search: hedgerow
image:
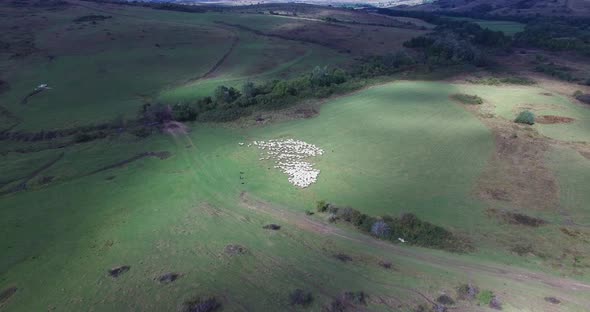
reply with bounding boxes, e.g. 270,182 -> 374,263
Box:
315,202 -> 471,252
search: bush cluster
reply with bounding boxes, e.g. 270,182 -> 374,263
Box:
451,93 -> 483,105
515,110 -> 535,125
142,66 -> 352,123
574,90 -> 590,104
404,19 -> 511,67
515,18 -> 590,56
315,201 -> 469,252
467,77 -> 535,85
289,289 -> 313,306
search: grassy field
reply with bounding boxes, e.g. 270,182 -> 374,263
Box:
0,1 -> 349,131
3,80 -> 590,311
2,1 -> 590,311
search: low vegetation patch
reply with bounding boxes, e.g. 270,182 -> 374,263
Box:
0,287 -> 17,305
262,224 -> 281,230
477,290 -> 494,306
450,93 -> 484,105
534,61 -> 575,82
182,296 -> 221,312
515,110 -> 535,125
316,201 -> 471,252
574,90 -> 590,104
289,289 -> 313,306
0,80 -> 9,94
74,15 -> 112,23
324,291 -> 367,312
333,253 -> 353,262
456,284 -> 479,301
378,260 -> 393,269
224,244 -> 247,256
544,297 -> 561,304
467,76 -> 535,85
510,244 -> 535,256
502,211 -> 546,227
157,272 -> 179,284
436,294 -> 454,305
108,265 -> 130,278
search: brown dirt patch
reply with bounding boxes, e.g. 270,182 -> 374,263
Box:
536,115 -> 575,124
464,102 -> 561,213
487,208 -> 547,227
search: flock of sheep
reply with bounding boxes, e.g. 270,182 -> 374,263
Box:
250,139 -> 324,188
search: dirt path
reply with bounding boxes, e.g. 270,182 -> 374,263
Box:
214,21 -> 336,50
239,192 -> 590,303
85,151 -> 171,176
0,152 -> 64,195
187,35 -> 240,83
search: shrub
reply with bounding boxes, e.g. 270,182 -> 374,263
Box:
172,103 -> 197,121
182,296 -> 221,312
500,76 -> 535,85
74,131 -> 107,143
132,127 -> 151,138
326,204 -> 340,214
336,207 -> 359,222
574,91 -> 590,104
289,289 -> 313,306
370,220 -> 391,238
436,294 -> 455,305
343,291 -> 367,305
451,93 -> 483,105
456,284 -> 479,300
262,224 -> 281,230
515,110 -> 535,125
316,200 -> 329,212
333,253 -> 352,262
477,290 -> 494,305
378,260 -> 392,269
389,213 -> 460,250
327,213 -> 338,223
489,296 -> 502,310
468,77 -> 535,86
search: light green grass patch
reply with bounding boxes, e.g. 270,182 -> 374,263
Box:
456,84 -> 590,142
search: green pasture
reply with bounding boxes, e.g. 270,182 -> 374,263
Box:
456,84 -> 590,143
2,2 -> 590,311
3,81 -> 590,311
446,17 -> 525,36
0,3 -> 347,131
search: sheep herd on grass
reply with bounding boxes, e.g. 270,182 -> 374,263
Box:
249,139 -> 324,188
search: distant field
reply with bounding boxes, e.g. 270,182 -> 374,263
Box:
0,2 -> 350,131
447,17 -> 525,36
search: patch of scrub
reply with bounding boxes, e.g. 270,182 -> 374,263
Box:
252,139 -> 323,188
456,84 -> 590,142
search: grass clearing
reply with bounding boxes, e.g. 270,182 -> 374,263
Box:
2,2 -> 590,311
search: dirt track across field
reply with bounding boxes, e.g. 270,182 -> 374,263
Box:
239,192 -> 590,308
